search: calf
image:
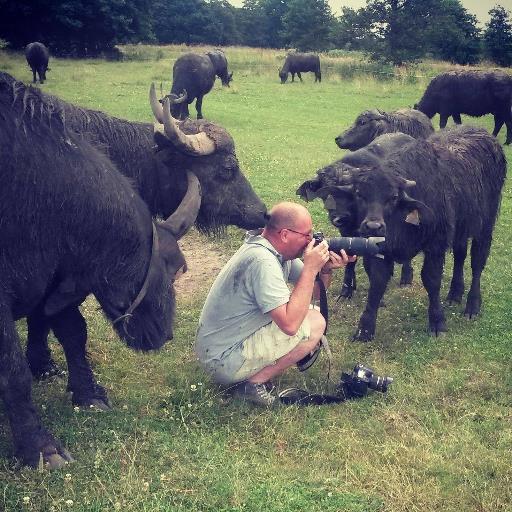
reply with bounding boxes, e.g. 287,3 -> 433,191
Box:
25,42 -> 50,83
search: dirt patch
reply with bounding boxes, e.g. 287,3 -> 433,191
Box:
174,229 -> 233,298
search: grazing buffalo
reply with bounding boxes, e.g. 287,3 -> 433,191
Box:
0,72 -> 199,467
206,49 -> 233,86
167,53 -> 216,119
414,70 -> 512,144
298,133 -> 416,297
25,42 -> 50,83
279,53 -> 321,83
302,126 -> 506,341
335,109 -> 434,150
24,83 -> 267,411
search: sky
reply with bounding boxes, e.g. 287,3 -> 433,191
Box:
227,0 -> 512,25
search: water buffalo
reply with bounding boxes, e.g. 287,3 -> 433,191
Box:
335,109 -> 434,150
206,49 -> 233,86
24,83 -> 267,410
414,70 -> 512,144
0,72 -> 199,467
304,126 -> 506,341
298,133 -> 416,297
279,53 -> 321,83
167,53 -> 216,119
25,42 -> 50,84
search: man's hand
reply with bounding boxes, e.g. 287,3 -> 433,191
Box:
303,239 -> 330,274
321,249 -> 357,274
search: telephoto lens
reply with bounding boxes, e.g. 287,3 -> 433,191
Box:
352,363 -> 393,393
313,232 -> 386,258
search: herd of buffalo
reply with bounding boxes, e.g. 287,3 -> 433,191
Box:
0,43 -> 508,468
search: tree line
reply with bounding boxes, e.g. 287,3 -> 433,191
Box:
1,0 -> 511,66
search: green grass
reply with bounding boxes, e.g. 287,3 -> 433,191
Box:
0,45 -> 511,512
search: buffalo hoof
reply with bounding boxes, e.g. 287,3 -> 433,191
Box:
399,270 -> 413,287
45,450 -> 75,469
71,384 -> 111,410
338,283 -> 355,300
428,322 -> 447,337
352,328 -> 374,342
464,299 -> 481,319
30,359 -> 67,380
18,432 -> 74,469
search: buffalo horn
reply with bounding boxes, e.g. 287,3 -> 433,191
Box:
161,97 -> 216,156
150,83 -> 164,123
401,178 -> 416,188
163,171 -> 202,239
169,90 -> 188,104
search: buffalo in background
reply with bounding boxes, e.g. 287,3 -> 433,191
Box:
25,42 -> 50,83
299,133 -> 416,298
279,53 -> 321,83
0,72 -> 199,467
167,52 -> 217,119
206,49 -> 233,86
335,108 -> 434,150
414,70 -> 512,144
301,126 -> 506,341
24,83 -> 268,411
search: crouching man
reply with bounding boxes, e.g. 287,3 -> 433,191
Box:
195,202 -> 356,406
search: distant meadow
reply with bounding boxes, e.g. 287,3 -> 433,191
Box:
0,45 -> 511,512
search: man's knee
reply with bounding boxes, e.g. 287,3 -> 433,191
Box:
306,309 -> 326,340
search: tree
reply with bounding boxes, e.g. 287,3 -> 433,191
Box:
484,5 -> 512,67
203,0 -> 241,46
0,0 -> 154,56
237,0 -> 269,47
427,0 -> 481,65
331,6 -> 373,51
281,0 -> 334,51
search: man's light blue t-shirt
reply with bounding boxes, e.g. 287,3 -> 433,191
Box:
195,231 -> 303,371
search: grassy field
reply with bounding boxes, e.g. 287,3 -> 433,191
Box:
0,45 -> 511,512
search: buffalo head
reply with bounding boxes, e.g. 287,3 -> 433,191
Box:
150,84 -> 267,232
335,110 -> 386,151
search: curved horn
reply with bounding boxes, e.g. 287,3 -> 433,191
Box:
150,83 -> 164,124
169,90 -> 188,104
400,178 -> 416,188
162,171 -> 202,239
161,98 -> 216,156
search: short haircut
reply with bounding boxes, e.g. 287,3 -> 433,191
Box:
265,202 -> 309,231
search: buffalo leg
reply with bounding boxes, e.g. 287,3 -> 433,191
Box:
195,96 -> 203,119
465,229 -> 493,318
421,251 -> 447,335
452,113 -> 462,124
504,117 -> 512,145
492,115 -> 504,138
446,238 -> 467,304
439,113 -> 449,129
31,69 -> 36,83
291,73 -> 295,82
0,299 -> 73,468
340,261 -> 357,299
26,305 -> 64,379
50,306 -> 111,410
399,260 -> 414,286
352,257 -> 393,342
297,72 -> 303,82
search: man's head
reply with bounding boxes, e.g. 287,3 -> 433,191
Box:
263,202 -> 313,260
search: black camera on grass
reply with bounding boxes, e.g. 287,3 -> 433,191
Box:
313,232 -> 386,258
338,363 -> 393,399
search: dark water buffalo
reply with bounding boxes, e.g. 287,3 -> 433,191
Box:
206,49 -> 233,86
279,53 -> 321,83
25,42 -> 50,83
167,53 -> 216,119
304,126 -> 506,341
298,133 -> 416,297
415,70 -> 512,144
335,109 -> 434,150
24,83 -> 267,410
0,72 -> 199,467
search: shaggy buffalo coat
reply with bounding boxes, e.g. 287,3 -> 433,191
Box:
0,72 -> 190,467
23,82 -> 267,411
343,127 -> 505,340
25,42 -> 49,83
279,53 -> 321,83
415,70 -> 512,144
335,109 -> 434,151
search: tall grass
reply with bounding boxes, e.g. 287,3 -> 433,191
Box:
0,45 -> 511,512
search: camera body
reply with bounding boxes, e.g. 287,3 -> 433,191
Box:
313,232 -> 386,258
338,363 -> 393,398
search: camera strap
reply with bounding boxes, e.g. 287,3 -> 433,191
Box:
315,274 -> 329,334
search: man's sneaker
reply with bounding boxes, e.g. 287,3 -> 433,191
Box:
234,381 -> 276,406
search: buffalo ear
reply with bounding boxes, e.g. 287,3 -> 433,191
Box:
297,180 -> 320,201
44,278 -> 87,316
399,194 -> 433,226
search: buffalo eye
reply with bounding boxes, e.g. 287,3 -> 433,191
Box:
218,157 -> 238,181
